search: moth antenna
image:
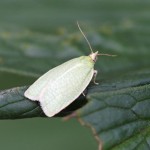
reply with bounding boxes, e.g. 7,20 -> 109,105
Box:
77,21 -> 94,53
98,53 -> 117,57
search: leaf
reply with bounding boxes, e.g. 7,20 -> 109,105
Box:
78,75 -> 150,150
0,86 -> 44,119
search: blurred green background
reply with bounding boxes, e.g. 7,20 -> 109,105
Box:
0,0 -> 149,150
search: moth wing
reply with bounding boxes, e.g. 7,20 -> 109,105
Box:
24,71 -> 52,100
24,58 -> 80,100
39,62 -> 94,117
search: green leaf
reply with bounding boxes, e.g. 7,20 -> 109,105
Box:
79,79 -> 150,150
0,86 -> 43,119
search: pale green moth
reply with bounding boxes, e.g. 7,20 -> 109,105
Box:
24,22 -> 115,117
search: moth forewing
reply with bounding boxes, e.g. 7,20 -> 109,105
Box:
24,57 -> 82,101
39,61 -> 94,117
24,56 -> 95,117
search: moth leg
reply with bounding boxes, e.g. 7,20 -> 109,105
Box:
82,92 -> 85,96
82,88 -> 87,96
93,70 -> 99,85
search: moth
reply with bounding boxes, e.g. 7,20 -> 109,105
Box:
24,22 -> 115,117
